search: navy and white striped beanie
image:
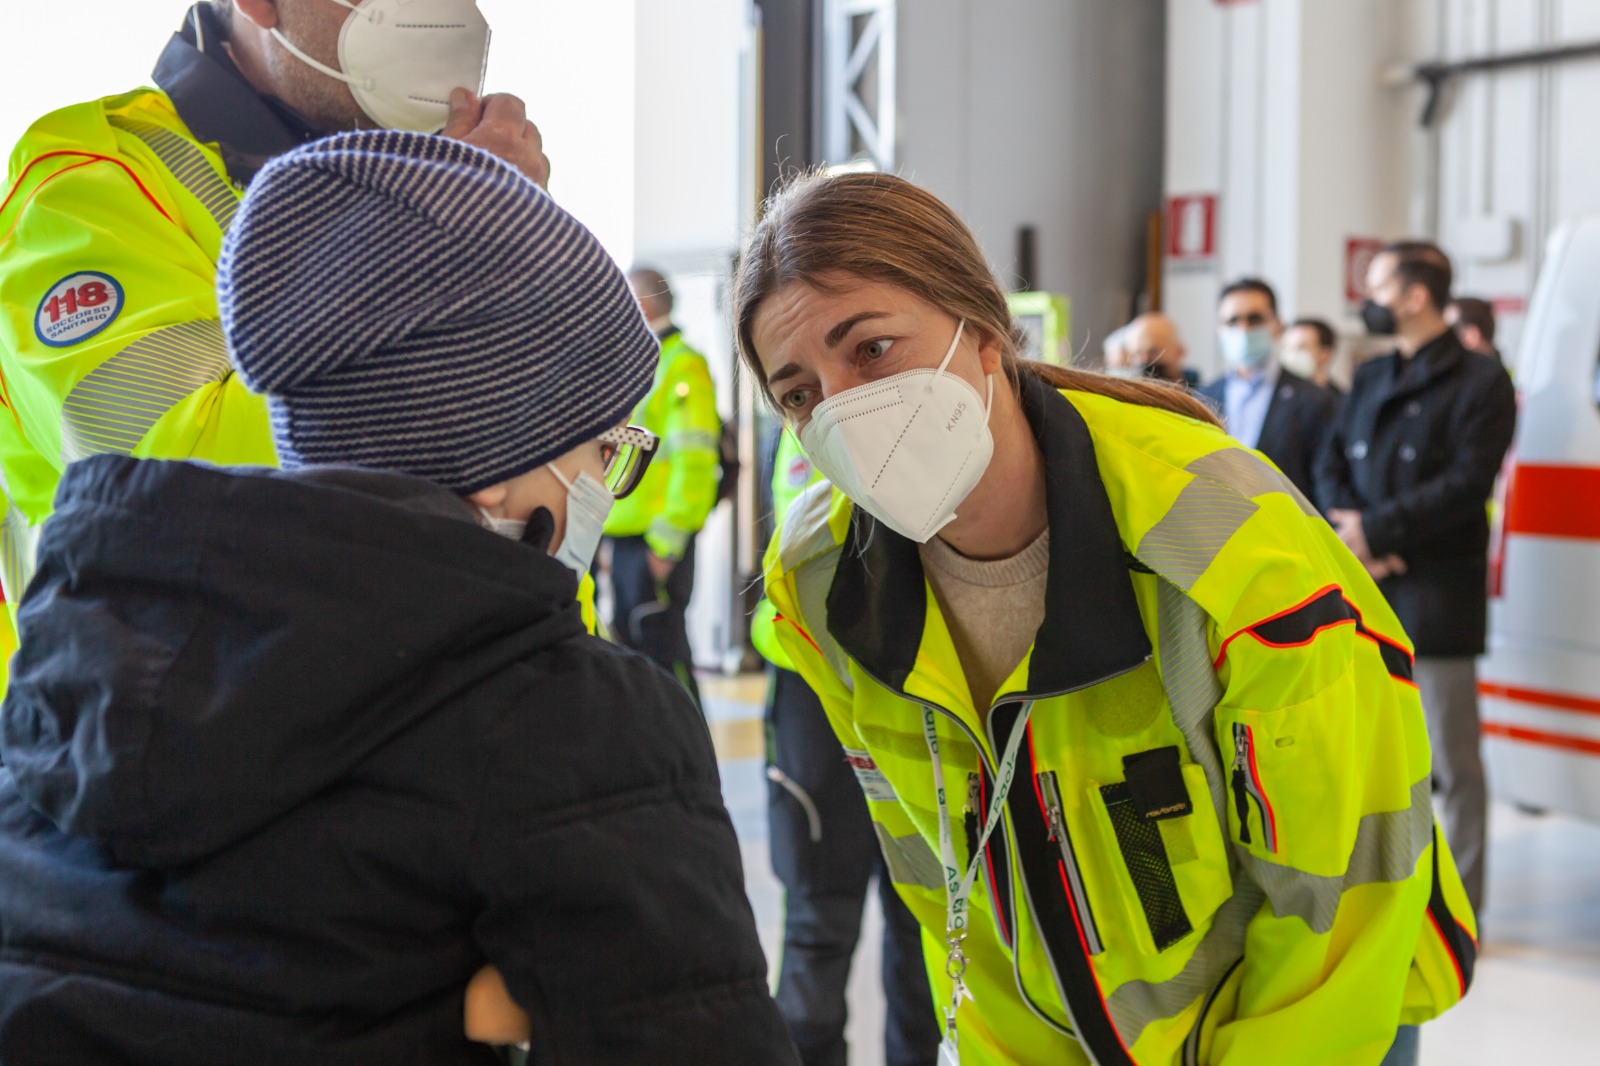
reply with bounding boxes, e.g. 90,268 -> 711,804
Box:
218,130 -> 658,494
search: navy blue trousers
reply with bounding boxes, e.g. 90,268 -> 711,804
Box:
766,667 -> 939,1066
607,535 -> 700,707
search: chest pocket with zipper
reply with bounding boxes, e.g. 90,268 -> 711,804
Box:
1214,661 -> 1391,878
1043,751 -> 1233,958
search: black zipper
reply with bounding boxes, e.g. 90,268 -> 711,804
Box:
1231,725 -> 1253,846
1182,957 -> 1243,1066
1230,723 -> 1276,852
963,772 -> 1015,949
963,771 -> 981,864
855,657 -> 1151,1066
987,666 -> 1152,1066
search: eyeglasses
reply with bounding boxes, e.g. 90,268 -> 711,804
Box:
597,425 -> 659,500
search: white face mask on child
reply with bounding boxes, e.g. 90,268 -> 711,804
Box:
478,464 -> 614,577
546,465 -> 614,576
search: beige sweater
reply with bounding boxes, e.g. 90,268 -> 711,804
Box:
919,530 -> 1051,714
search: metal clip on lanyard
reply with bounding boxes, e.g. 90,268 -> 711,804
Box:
922,701 -> 1037,1066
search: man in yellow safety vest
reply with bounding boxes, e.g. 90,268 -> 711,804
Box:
0,1 -> 554,690
602,268 -> 723,705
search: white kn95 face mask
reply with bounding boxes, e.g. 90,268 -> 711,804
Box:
798,320 -> 995,543
273,0 -> 492,133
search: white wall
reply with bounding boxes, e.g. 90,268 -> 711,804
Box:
1422,0 -> 1600,370
633,0 -> 757,672
483,0 -> 638,265
896,0 -> 1167,355
0,2 -> 639,267
1165,0 -> 1600,381
1164,0 -> 1420,384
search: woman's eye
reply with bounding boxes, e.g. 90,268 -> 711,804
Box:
862,338 -> 896,360
782,388 -> 811,411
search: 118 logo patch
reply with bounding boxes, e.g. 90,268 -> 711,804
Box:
35,272 -> 123,348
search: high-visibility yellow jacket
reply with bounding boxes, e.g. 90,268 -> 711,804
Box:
751,428 -> 822,670
0,89 -> 275,692
603,329 -> 721,560
0,88 -> 605,690
763,376 -> 1476,1066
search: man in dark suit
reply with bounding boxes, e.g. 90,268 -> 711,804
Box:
1199,278 -> 1339,498
1315,242 -> 1515,919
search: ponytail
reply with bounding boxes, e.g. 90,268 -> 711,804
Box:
1014,361 -> 1222,428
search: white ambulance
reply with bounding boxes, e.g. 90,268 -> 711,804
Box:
1480,216 -> 1600,822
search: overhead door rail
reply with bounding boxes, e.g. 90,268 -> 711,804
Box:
1391,40 -> 1600,127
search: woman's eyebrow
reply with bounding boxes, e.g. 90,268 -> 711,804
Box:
825,311 -> 890,347
766,311 -> 895,386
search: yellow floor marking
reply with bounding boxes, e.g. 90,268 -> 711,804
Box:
701,672 -> 769,706
709,715 -> 766,762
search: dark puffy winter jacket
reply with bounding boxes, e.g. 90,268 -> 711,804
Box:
0,456 -> 798,1066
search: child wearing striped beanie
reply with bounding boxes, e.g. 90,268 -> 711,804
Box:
218,128 -> 659,563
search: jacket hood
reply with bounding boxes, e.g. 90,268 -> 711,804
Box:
1,456 -> 585,868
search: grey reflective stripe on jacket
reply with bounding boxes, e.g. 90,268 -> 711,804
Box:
108,115 -> 240,232
1136,450 -> 1318,592
777,481 -> 854,691
61,320 -> 232,463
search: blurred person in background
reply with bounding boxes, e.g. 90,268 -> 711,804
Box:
1101,324 -> 1133,376
1316,241 -> 1516,919
752,428 -> 940,1066
736,171 -> 1474,1066
1200,279 -> 1339,499
0,131 -> 797,1066
1123,312 -> 1199,387
1282,316 -> 1343,393
1446,297 -> 1502,362
602,268 -> 723,705
0,0 -> 551,692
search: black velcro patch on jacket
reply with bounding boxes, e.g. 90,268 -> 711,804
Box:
1122,746 -> 1192,822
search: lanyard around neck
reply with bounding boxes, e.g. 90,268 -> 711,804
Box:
921,700 -> 1037,1052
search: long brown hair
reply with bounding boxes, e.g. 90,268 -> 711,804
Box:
732,170 -> 1221,428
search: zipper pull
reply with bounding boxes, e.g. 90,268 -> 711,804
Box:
966,772 -> 982,816
1038,771 -> 1066,843
1231,725 -> 1253,846
963,772 -> 982,865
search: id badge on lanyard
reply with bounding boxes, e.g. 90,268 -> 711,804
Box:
921,701 -> 1037,1065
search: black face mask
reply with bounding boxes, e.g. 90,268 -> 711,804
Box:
1360,298 -> 1398,337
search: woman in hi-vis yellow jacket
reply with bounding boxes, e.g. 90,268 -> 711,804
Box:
733,172 -> 1475,1066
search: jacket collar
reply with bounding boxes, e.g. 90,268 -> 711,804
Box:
155,4 -> 324,187
1383,328 -> 1466,401
826,371 -> 1152,701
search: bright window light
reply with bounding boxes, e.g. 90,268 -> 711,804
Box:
479,0 -> 637,267
1,1 -> 638,267
0,3 -> 174,158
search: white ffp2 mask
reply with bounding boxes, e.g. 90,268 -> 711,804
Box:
273,0 -> 491,133
798,320 -> 994,543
